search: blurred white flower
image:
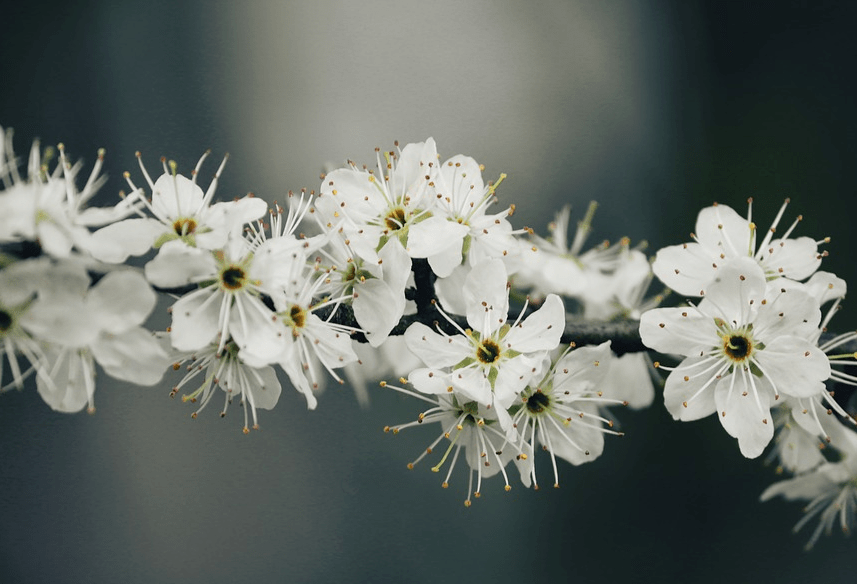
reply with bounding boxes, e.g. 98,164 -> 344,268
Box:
762,427 -> 857,549
0,129 -> 140,258
171,339 -> 282,433
383,384 -> 529,506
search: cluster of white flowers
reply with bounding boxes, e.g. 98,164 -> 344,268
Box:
3,125 -> 856,546
0,130 -> 169,412
639,200 -> 857,547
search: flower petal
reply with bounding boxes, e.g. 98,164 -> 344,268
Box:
169,288 -> 221,351
464,259 -> 509,334
503,294 -> 564,353
404,322 -> 471,368
714,371 -> 775,458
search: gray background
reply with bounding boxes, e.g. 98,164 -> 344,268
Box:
2,1 -> 856,582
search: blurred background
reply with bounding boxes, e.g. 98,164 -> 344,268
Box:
2,1 -> 856,582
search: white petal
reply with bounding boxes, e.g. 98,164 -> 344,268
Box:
21,296 -> 98,348
450,366 -> 493,405
714,372 -> 775,458
378,234 -> 412,294
639,307 -> 714,356
759,236 -> 821,281
200,196 -> 269,248
503,294 -> 564,353
317,168 -> 386,226
36,349 -> 93,413
493,355 -> 541,405
169,289 -> 221,351
244,365 -> 283,411
435,265 -> 470,316
279,354 -> 318,410
437,155 -> 484,207
652,242 -> 720,297
87,270 -> 157,332
353,279 -> 404,347
599,352 -> 654,409
754,287 -> 821,341
305,315 -> 359,370
792,271 -> 847,305
552,342 -> 614,397
701,257 -> 766,324
695,204 -> 752,258
404,322 -> 471,368
151,173 -> 204,219
662,355 -> 721,421
754,338 -> 829,398
406,216 -> 468,258
230,297 -> 288,367
91,327 -> 170,385
408,368 -> 453,395
144,240 -> 215,288
36,220 -> 74,258
427,240 -> 464,278
88,218 -> 165,263
464,259 -> 509,334
547,404 -> 606,465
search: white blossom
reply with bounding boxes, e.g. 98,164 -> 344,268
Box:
170,339 -> 282,433
315,139 -> 459,261
652,199 -> 825,297
89,152 -> 266,262
382,382 -> 529,506
405,259 -> 564,434
640,258 -> 831,458
761,427 -> 857,549
511,341 -> 622,488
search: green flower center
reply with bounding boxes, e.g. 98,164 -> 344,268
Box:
724,334 -> 752,361
173,217 -> 198,236
525,391 -> 551,414
476,339 -> 501,364
220,266 -> 247,290
288,304 -> 306,330
384,207 -> 407,231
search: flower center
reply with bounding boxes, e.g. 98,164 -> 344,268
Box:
220,266 -> 247,290
173,217 -> 198,236
476,339 -> 501,364
288,304 -> 306,330
525,391 -> 551,414
384,207 -> 407,231
0,309 -> 12,333
343,263 -> 358,282
723,333 -> 753,361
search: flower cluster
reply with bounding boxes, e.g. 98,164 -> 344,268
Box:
0,129 -> 169,411
4,123 -> 857,547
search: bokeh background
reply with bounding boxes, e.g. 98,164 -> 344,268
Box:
2,1 -> 856,582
